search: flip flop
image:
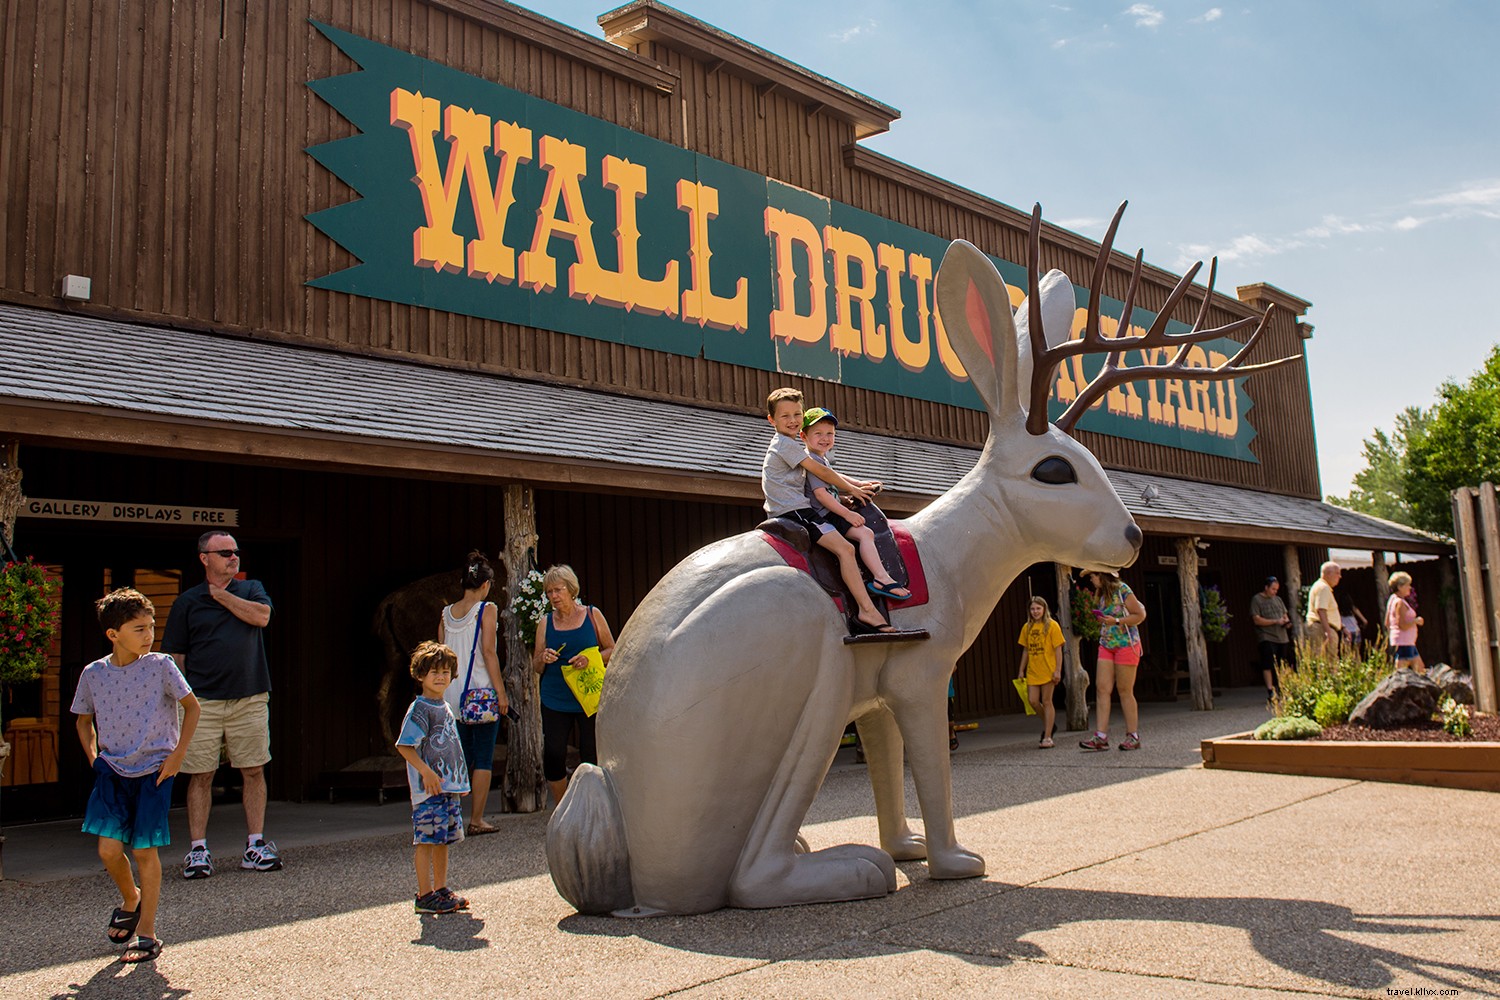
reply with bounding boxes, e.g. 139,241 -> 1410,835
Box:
120,935 -> 162,964
848,617 -> 896,636
866,580 -> 912,601
107,905 -> 141,944
466,822 -> 499,836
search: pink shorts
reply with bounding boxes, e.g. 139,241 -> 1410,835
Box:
1098,643 -> 1142,667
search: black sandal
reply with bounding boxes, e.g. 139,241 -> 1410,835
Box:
107,905 -> 141,944
120,935 -> 162,964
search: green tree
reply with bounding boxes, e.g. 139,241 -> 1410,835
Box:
1405,345 -> 1500,536
1327,406 -> 1430,526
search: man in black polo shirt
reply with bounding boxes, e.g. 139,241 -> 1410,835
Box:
162,531 -> 280,878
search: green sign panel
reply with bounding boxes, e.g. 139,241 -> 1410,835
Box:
305,21 -> 1260,461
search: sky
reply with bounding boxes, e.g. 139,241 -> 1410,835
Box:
525,0 -> 1500,498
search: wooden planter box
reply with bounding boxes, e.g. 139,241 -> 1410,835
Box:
1201,732 -> 1500,792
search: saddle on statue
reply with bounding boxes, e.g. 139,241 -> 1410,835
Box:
758,502 -> 931,645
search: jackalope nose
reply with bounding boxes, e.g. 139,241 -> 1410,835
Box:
1124,523 -> 1143,549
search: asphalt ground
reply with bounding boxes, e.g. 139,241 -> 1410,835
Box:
2,687 -> 1496,999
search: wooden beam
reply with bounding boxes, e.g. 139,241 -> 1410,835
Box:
1283,544 -> 1303,643
1176,537 -> 1213,710
498,484 -> 546,813
1371,551 -> 1391,619
1479,484 -> 1500,712
1056,563 -> 1088,731
1452,487 -> 1497,713
0,438 -> 19,547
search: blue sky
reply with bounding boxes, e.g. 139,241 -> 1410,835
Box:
527,1 -> 1500,497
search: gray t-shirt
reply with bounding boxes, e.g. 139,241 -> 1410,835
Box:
762,432 -> 811,516
70,652 -> 193,778
1250,592 -> 1289,644
803,452 -> 838,515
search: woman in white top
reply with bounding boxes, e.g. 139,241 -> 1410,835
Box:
441,550 -> 508,835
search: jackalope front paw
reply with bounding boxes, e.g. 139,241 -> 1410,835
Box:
927,845 -> 985,880
882,832 -> 927,861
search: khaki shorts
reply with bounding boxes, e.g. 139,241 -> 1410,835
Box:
182,692 -> 272,773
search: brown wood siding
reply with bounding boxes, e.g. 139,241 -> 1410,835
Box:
1,0 -> 1319,499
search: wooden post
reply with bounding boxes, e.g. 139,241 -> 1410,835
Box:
1478,484 -> 1500,713
1452,486 -> 1497,713
1175,537 -> 1213,710
1440,555 -> 1466,669
1371,551 -> 1390,620
0,440 -> 17,877
1282,544 -> 1303,643
0,439 -> 20,551
1056,563 -> 1088,731
498,484 -> 547,813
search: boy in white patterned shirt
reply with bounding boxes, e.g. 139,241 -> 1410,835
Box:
73,587 -> 201,964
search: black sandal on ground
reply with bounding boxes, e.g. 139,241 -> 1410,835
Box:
107,905 -> 141,944
120,935 -> 162,964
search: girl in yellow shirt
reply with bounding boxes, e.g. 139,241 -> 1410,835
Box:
1016,597 -> 1065,748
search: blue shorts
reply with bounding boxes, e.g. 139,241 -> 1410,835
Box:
412,793 -> 465,846
81,757 -> 174,850
458,720 -> 499,775
1394,645 -> 1421,660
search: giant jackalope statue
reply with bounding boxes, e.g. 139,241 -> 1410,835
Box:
547,204 -> 1295,916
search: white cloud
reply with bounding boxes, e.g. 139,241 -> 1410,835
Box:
830,19 -> 877,43
1124,3 -> 1165,28
1170,183 -> 1500,269
1192,7 -> 1224,23
1055,216 -> 1106,231
1415,179 -> 1500,208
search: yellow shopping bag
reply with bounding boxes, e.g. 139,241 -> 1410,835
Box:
1012,676 -> 1036,716
561,645 -> 607,717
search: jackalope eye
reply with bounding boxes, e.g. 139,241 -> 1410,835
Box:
1031,457 -> 1077,485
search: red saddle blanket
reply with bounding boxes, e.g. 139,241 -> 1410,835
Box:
761,521 -> 930,611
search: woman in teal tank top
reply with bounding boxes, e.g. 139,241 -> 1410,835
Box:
531,564 -> 616,806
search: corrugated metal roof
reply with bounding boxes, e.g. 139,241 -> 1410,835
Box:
0,304 -> 1445,552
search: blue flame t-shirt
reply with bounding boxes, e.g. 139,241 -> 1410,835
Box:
396,696 -> 470,805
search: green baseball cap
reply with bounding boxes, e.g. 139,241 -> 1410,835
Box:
801,407 -> 838,431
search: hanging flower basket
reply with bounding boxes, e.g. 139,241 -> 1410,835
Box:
506,569 -> 549,649
0,557 -> 60,685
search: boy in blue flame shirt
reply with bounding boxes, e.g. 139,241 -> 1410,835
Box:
396,641 -> 471,914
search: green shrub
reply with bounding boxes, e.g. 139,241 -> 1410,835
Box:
1312,691 -> 1354,727
1440,695 -> 1472,737
1200,585 -> 1231,642
1272,636 -> 1389,722
1254,716 -> 1323,741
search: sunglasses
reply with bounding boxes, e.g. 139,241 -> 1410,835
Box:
201,548 -> 241,558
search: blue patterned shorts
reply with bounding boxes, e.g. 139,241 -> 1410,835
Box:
412,793 -> 464,845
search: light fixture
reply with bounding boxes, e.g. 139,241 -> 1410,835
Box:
1140,485 -> 1159,506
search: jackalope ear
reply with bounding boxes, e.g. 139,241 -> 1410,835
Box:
1014,269 -> 1077,423
934,240 -> 1022,423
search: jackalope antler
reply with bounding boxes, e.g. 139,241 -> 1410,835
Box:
1023,201 -> 1301,436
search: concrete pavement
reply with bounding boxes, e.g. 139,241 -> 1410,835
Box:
2,688 -> 1496,999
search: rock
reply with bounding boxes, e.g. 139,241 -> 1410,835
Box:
1348,669 -> 1441,729
1427,663 -> 1476,706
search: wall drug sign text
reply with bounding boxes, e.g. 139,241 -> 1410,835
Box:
306,21 -> 1261,460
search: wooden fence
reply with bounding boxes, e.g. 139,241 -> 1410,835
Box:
1452,483 -> 1500,712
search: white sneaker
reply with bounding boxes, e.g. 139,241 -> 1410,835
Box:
183,845 -> 213,879
241,839 -> 283,872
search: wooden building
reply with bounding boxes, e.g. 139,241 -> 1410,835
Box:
0,0 -> 1449,820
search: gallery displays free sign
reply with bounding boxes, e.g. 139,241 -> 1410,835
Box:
305,22 -> 1262,461
21,499 -> 238,527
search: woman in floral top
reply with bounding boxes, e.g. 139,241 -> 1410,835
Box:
1080,571 -> 1148,752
